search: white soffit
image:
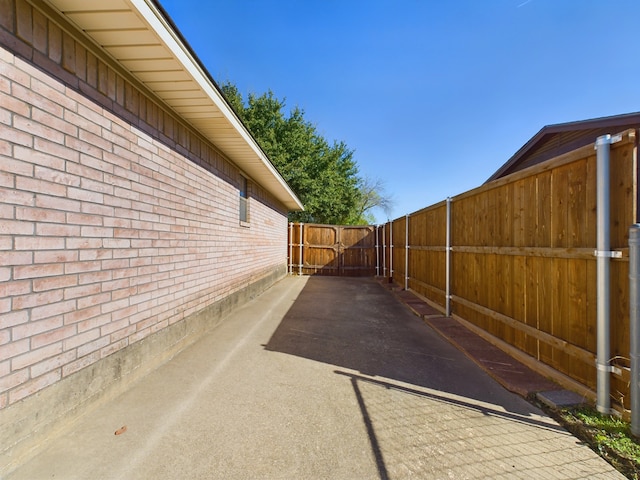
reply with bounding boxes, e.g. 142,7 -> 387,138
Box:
42,0 -> 303,211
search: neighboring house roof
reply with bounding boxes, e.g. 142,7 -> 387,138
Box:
486,112 -> 640,183
41,0 -> 303,211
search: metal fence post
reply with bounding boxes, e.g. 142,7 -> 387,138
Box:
405,214 -> 409,290
630,224 -> 640,435
446,197 -> 452,317
299,223 -> 303,276
382,223 -> 387,278
288,222 -> 293,275
390,221 -> 394,282
375,225 -> 380,277
594,134 -> 622,414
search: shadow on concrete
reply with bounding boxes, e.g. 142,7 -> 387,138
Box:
264,276 -> 569,480
264,276 -> 546,414
336,371 -> 569,480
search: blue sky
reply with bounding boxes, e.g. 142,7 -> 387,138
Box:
159,0 -> 640,223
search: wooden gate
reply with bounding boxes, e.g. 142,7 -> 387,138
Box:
288,223 -> 377,276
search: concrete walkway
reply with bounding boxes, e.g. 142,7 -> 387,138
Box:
7,276 -> 623,479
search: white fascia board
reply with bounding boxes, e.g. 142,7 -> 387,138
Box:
129,0 -> 303,210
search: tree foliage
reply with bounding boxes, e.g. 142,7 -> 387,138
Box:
221,82 -> 392,224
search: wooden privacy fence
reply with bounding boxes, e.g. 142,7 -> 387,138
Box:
378,129 -> 638,410
288,223 -> 377,276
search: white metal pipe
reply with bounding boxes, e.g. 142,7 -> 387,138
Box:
630,224 -> 640,435
382,224 -> 387,278
595,134 -> 612,414
288,222 -> 293,275
390,221 -> 394,282
299,223 -> 303,276
405,214 -> 409,290
446,197 -> 452,317
375,225 -> 380,276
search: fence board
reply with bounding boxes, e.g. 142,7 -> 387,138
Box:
296,130 -> 635,410
288,223 -> 376,276
379,129 -> 636,410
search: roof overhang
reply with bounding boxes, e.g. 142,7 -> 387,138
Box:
40,0 -> 303,211
486,112 -> 640,183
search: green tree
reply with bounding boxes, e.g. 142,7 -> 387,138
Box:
221,82 -> 389,224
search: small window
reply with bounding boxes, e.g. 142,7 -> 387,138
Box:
239,175 -> 249,224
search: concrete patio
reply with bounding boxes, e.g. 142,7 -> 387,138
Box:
6,276 -> 623,479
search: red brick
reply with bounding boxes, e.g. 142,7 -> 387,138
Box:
63,305 -> 102,326
66,212 -> 102,226
0,369 -> 30,393
0,267 -> 10,281
67,187 -> 103,204
31,350 -> 76,378
13,289 -> 63,311
64,282 -> 100,300
12,341 -> 63,370
31,299 -> 75,321
0,90 -> 31,117
77,336 -> 110,357
79,248 -> 112,261
78,270 -> 112,285
12,316 -> 64,342
16,206 -> 65,223
34,249 -> 79,263
15,236 -> 65,250
62,351 -> 100,377
9,370 -> 61,403
0,218 -> 34,235
64,137 -> 104,162
36,223 -> 80,237
66,237 -> 102,250
63,328 -> 99,351
76,292 -> 111,310
0,186 -> 34,206
66,160 -> 103,182
31,324 -> 76,349
81,177 -> 114,195
13,114 -> 64,144
100,338 -> 128,358
0,310 -> 29,329
0,250 -> 33,266
80,202 -> 114,217
0,279 -> 31,297
0,202 -> 14,219
36,194 -> 81,213
33,137 -> 79,163
16,176 -> 66,197
101,258 -> 129,270
64,260 -> 101,275
101,297 -> 129,314
33,274 -> 77,292
34,165 -> 80,187
80,226 -> 113,238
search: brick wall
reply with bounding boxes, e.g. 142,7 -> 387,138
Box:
0,0 -> 289,414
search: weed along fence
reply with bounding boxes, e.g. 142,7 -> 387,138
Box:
288,223 -> 377,276
378,129 -> 638,414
